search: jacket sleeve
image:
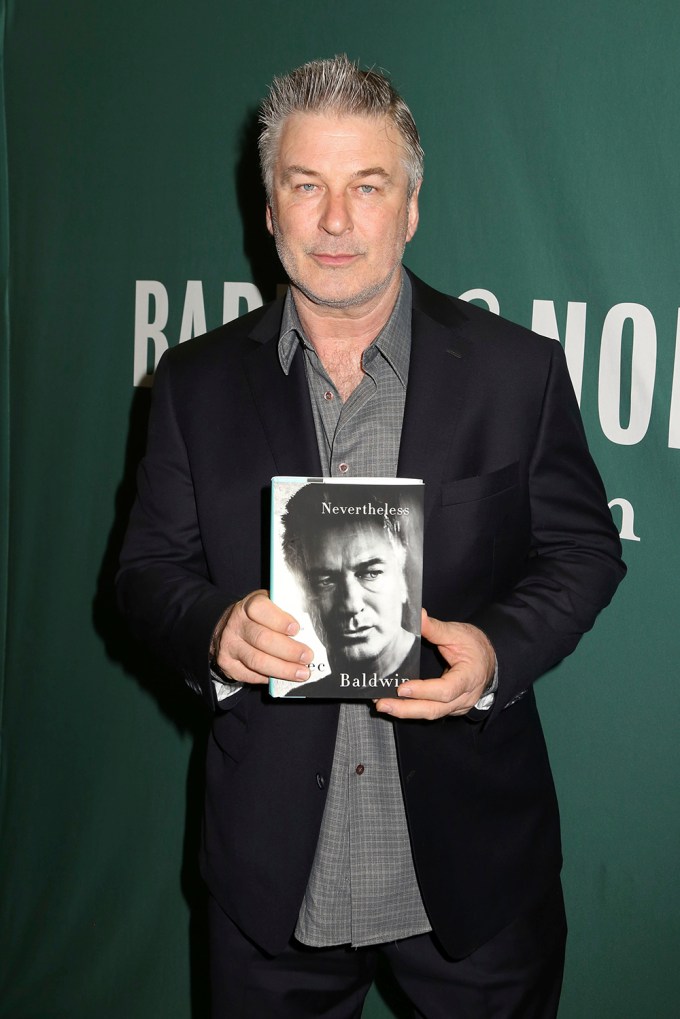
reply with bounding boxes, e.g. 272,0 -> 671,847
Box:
467,339 -> 626,721
116,351 -> 232,711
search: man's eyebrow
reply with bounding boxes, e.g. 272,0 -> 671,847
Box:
280,165 -> 321,183
280,166 -> 393,184
308,555 -> 388,575
308,565 -> 338,579
354,556 -> 389,569
351,167 -> 392,182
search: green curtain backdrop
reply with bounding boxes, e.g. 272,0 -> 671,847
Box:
1,1 -> 678,1016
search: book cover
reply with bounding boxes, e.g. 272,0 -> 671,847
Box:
269,476 -> 424,699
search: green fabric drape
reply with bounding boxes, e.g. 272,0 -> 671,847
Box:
1,3 -> 679,1016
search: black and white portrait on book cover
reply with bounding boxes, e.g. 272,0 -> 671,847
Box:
270,477 -> 424,698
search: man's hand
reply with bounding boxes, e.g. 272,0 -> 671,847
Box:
213,590 -> 313,685
375,610 -> 495,720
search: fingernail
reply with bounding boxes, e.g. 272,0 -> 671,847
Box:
399,685 -> 412,697
287,622 -> 299,635
299,650 -> 312,664
295,668 -> 310,680
379,702 -> 393,714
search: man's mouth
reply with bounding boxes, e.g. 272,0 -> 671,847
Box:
339,625 -> 373,642
311,253 -> 362,267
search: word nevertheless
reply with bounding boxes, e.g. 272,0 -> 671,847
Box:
321,501 -> 410,517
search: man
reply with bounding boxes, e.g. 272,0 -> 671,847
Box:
279,482 -> 421,697
118,55 -> 625,1018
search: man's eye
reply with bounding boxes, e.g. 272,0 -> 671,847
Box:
313,576 -> 334,590
359,569 -> 383,580
358,185 -> 375,194
298,183 -> 317,192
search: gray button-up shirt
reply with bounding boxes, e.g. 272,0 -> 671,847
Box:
278,270 -> 432,948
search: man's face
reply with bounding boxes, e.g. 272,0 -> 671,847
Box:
266,112 -> 420,312
302,523 -> 408,668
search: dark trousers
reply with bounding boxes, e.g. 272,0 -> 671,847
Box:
208,880 -> 567,1019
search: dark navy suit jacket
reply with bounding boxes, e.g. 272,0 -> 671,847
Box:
117,270 -> 625,957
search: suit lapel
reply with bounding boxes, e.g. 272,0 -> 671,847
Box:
241,273 -> 473,498
398,274 -> 472,522
243,302 -> 322,478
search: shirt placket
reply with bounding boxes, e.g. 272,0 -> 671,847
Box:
305,349 -> 377,476
290,272 -> 431,948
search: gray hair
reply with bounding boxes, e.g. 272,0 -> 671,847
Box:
258,54 -> 424,201
281,483 -> 412,581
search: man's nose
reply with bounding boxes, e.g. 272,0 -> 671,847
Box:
318,190 -> 352,235
338,574 -> 364,615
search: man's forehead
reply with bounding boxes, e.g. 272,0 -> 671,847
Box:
276,111 -> 407,168
307,522 -> 399,563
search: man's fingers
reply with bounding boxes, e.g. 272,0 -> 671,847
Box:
420,609 -> 448,645
375,694 -> 473,720
372,643 -> 491,719
395,677 -> 456,703
216,590 -> 313,684
242,589 -> 301,636
238,615 -> 312,665
421,610 -> 495,685
421,612 -> 486,658
375,697 -> 445,720
218,627 -> 313,682
217,634 -> 312,684
228,641 -> 311,684
397,672 -> 481,714
420,611 -> 473,652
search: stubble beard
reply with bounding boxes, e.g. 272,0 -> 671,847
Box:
270,216 -> 406,311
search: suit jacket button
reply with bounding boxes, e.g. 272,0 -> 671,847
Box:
316,773 -> 325,789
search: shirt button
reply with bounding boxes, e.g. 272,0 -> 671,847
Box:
316,773 -> 326,789
323,390 -> 334,401
338,463 -> 349,474
355,764 -> 365,776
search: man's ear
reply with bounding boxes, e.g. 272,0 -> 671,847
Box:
398,562 -> 410,607
405,180 -> 421,243
265,204 -> 274,237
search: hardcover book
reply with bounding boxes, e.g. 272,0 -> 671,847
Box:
269,476 -> 424,699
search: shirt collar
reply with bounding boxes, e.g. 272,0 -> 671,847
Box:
277,267 -> 412,387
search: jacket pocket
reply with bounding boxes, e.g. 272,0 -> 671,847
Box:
440,461 -> 519,506
440,462 -> 520,539
474,689 -> 536,754
212,700 -> 251,764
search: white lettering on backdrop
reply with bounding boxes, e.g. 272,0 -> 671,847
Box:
131,281 -> 680,542
461,288 -> 679,451
133,280 -> 263,387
